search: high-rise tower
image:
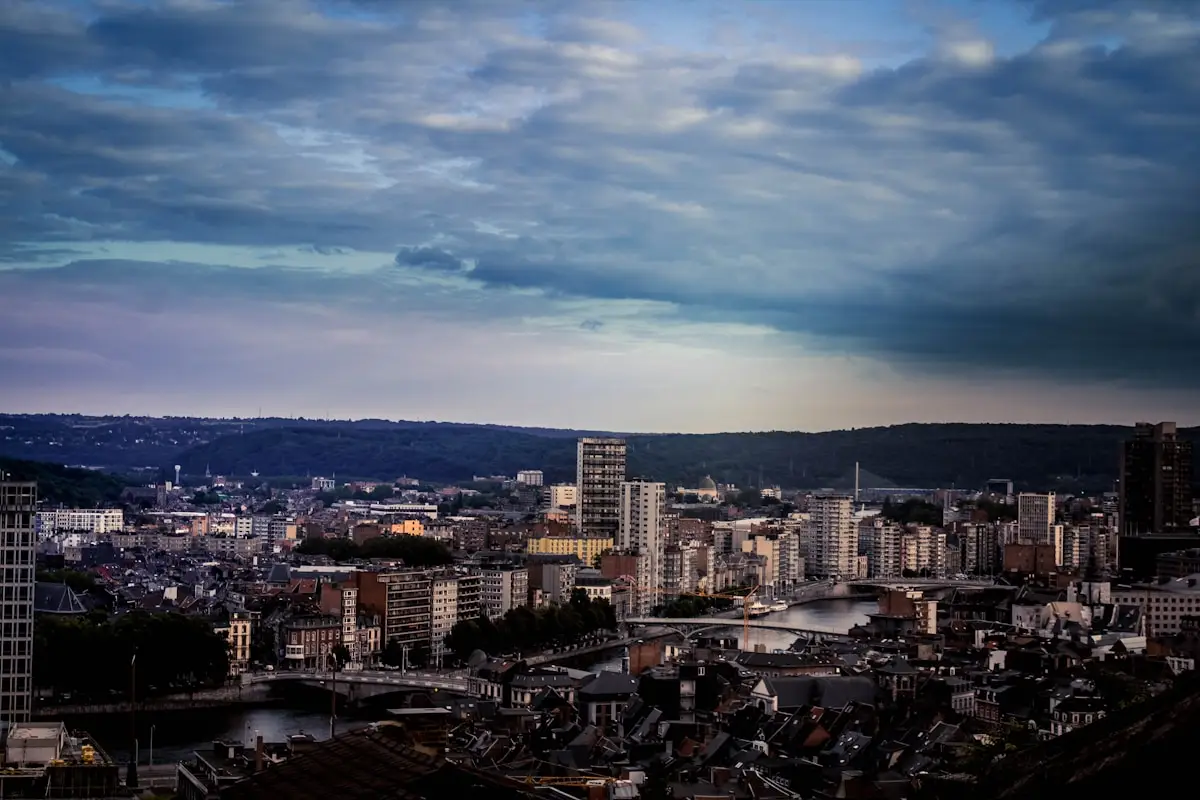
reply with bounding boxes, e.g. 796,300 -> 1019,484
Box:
1120,422 -> 1193,535
0,479 -> 35,725
619,480 -> 666,615
575,438 -> 626,540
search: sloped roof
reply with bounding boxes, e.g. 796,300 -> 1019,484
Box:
34,583 -> 88,615
219,724 -> 538,800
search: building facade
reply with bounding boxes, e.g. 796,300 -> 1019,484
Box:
1120,421 -> 1194,535
809,495 -> 855,579
35,509 -> 123,536
619,480 -> 666,615
0,481 -> 35,722
516,470 -> 544,487
1017,493 -> 1056,547
576,438 -> 626,539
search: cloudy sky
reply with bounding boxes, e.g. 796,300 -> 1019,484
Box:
1,0 -> 1197,432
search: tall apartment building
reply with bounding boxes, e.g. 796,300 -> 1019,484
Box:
1017,493 -> 1056,546
808,495 -> 856,579
431,574 -> 459,649
863,518 -> 903,578
619,480 -> 666,615
0,481 -> 35,723
365,570 -> 432,651
251,515 -> 296,552
35,508 -> 123,536
576,438 -> 626,539
960,523 -> 1000,575
1120,421 -> 1194,535
900,526 -> 947,578
516,470 -> 545,487
478,566 -> 529,619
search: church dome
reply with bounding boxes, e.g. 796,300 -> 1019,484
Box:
699,475 -> 717,490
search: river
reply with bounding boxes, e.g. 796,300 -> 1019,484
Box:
66,598 -> 875,764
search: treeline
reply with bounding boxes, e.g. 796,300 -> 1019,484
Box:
35,612 -> 229,699
655,595 -> 734,618
294,535 -> 453,566
444,591 -> 616,660
0,457 -> 128,507
166,421 -> 1162,492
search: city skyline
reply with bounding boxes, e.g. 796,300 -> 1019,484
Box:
3,0 -> 1199,432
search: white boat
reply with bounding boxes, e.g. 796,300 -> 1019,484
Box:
770,600 -> 789,612
747,602 -> 771,618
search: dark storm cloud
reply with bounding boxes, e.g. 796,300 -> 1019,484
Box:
2,0 -> 1199,398
394,246 -> 465,272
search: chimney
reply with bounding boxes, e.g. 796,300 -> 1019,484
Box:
255,735 -> 264,773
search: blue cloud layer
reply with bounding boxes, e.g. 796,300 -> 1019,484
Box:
1,0 -> 1198,418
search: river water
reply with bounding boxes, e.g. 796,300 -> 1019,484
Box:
69,598 -> 875,764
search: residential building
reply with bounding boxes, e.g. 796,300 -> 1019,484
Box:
526,534 -> 612,565
1017,493 -> 1056,546
282,616 -> 342,670
1121,421 -> 1194,535
547,483 -> 578,509
0,481 -> 35,722
619,480 -> 666,615
863,518 -> 903,578
215,612 -> 253,675
431,574 -> 458,649
477,566 -> 528,619
900,526 -> 948,577
319,583 -> 360,663
576,438 -> 626,539
516,470 -> 544,487
359,570 -> 433,651
809,495 -> 856,579
34,509 -> 123,536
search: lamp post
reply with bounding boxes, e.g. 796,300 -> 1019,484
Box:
327,651 -> 338,739
128,651 -> 139,788
149,725 -> 155,769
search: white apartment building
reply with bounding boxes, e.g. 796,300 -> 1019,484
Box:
431,576 -> 459,648
808,496 -> 856,579
900,526 -> 948,577
548,483 -> 578,509
619,480 -> 666,615
478,566 -> 529,619
35,508 -> 123,536
1017,493 -> 1056,546
863,518 -> 904,578
516,470 -> 545,487
577,438 -> 626,539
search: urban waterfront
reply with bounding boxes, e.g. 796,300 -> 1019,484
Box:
65,598 -> 876,764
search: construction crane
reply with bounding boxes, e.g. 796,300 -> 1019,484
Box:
742,582 -> 759,652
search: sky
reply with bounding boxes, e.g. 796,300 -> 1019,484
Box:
1,0 -> 1198,433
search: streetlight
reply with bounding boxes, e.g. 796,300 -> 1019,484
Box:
149,725 -> 155,769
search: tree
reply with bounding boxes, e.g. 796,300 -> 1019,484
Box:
641,758 -> 673,800
331,644 -> 351,670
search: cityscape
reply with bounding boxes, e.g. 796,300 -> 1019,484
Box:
0,418 -> 1197,798
4,0 -> 1199,798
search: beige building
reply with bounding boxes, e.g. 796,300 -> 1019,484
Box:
527,535 -> 613,564
215,613 -> 253,675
